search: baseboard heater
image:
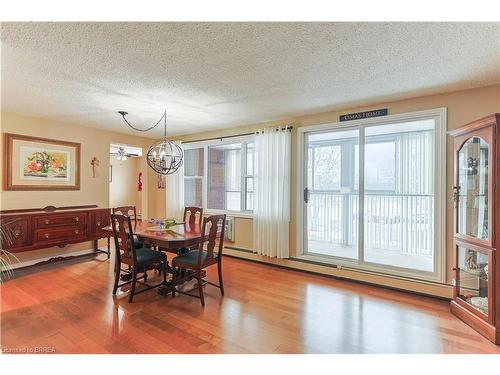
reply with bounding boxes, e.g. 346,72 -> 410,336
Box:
223,246 -> 452,298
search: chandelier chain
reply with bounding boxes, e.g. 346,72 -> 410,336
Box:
117,109 -> 182,176
118,110 -> 166,133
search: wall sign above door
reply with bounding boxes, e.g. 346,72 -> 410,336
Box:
339,108 -> 388,122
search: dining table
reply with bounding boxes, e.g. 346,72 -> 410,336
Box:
102,220 -> 208,295
128,220 -> 205,251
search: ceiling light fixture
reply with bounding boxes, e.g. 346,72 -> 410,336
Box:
118,110 -> 183,175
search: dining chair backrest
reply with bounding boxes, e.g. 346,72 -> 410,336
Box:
113,206 -> 137,220
183,206 -> 203,227
198,214 -> 226,264
110,213 -> 136,263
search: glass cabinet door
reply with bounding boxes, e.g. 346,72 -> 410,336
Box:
456,245 -> 489,316
457,137 -> 489,240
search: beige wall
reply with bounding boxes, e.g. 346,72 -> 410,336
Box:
0,111 -> 155,264
147,165 -> 167,219
176,84 -> 500,297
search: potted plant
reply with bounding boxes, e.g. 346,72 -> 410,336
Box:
0,219 -> 20,282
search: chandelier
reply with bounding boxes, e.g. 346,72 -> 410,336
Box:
118,110 -> 183,175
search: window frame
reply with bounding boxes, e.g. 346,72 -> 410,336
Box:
244,143 -> 255,211
296,108 -> 447,283
183,136 -> 255,217
183,147 -> 205,208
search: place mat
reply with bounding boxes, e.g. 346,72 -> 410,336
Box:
145,226 -> 169,232
145,226 -> 183,237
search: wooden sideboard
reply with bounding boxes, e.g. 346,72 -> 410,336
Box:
0,205 -> 111,260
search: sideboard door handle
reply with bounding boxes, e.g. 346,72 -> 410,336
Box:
75,229 -> 79,234
75,217 -> 80,222
45,219 -> 50,225
44,233 -> 50,239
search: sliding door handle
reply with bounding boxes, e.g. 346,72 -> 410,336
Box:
452,186 -> 460,205
304,188 -> 310,203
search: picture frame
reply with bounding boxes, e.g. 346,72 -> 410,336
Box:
4,133 -> 81,191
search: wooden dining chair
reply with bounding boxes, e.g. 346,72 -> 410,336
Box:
112,206 -> 143,249
113,206 -> 138,220
110,213 -> 167,303
171,214 -> 226,306
171,206 -> 204,255
183,206 -> 203,227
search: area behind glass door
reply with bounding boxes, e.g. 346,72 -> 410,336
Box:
457,136 -> 489,241
362,120 -> 435,272
457,245 -> 489,317
305,128 -> 359,260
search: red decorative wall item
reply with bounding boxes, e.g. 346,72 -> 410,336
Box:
137,172 -> 143,191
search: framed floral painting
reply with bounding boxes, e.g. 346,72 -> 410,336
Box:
4,133 -> 81,190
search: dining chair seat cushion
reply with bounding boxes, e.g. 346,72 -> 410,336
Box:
133,235 -> 144,249
173,250 -> 209,265
126,233 -> 143,249
177,247 -> 191,255
135,248 -> 166,265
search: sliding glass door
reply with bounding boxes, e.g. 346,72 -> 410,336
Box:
305,128 -> 359,260
362,121 -> 435,272
301,110 -> 445,280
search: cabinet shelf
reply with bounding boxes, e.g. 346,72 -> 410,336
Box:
459,266 -> 488,283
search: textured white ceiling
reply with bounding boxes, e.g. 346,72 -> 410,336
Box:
1,22 -> 499,138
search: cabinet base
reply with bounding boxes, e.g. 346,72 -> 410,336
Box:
450,300 -> 499,344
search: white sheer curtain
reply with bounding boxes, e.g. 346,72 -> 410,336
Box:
165,141 -> 185,221
253,127 -> 291,258
397,130 -> 435,195
396,129 -> 435,255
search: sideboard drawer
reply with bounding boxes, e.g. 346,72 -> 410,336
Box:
93,211 -> 111,237
35,213 -> 87,228
34,227 -> 87,244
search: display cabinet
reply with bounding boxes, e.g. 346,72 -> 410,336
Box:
449,113 -> 499,344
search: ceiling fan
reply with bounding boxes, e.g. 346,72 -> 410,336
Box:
110,146 -> 140,161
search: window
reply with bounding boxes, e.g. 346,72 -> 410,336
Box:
183,138 -> 254,213
299,108 -> 446,282
354,141 -> 396,191
184,148 -> 204,207
245,143 -> 255,210
312,144 -> 341,191
208,143 -> 242,211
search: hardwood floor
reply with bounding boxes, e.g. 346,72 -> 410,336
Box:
1,254 -> 499,354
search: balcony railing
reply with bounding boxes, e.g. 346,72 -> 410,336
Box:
307,191 -> 434,256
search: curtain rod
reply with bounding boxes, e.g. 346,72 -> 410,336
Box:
182,126 -> 293,144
